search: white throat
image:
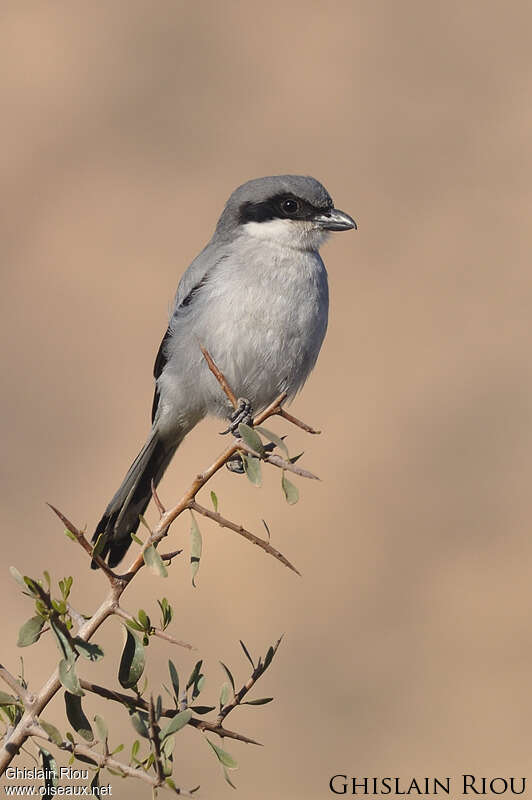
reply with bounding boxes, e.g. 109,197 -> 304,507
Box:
242,219 -> 329,252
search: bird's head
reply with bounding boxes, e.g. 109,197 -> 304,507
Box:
216,175 -> 356,252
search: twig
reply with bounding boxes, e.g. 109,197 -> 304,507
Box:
0,666 -> 33,706
189,501 -> 300,576
159,548 -> 182,562
277,407 -> 321,434
148,695 -> 164,784
0,354 -> 319,775
26,724 -> 195,794
114,607 -> 194,650
238,442 -> 320,480
200,345 -> 238,409
78,680 -> 262,746
151,479 -> 166,516
217,636 -> 283,724
46,504 -> 118,582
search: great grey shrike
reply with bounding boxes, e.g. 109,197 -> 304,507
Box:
92,175 -> 356,567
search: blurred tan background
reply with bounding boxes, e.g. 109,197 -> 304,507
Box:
2,0 -> 532,797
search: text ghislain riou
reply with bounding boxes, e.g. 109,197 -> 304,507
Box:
329,777 -> 527,796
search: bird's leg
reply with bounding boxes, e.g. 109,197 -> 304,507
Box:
220,397 -> 254,436
221,397 -> 253,473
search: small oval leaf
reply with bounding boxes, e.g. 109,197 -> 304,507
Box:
243,697 -> 274,705
190,514 -> 202,587
144,545 -> 168,578
40,720 -> 63,746
219,662 -> 235,691
206,737 -> 238,769
93,714 -> 108,743
129,710 -> 149,739
168,660 -> 179,702
238,423 -> 265,456
17,616 -> 45,647
160,708 -> 192,739
281,472 -> 299,504
243,455 -> 262,487
254,426 -> 289,456
59,658 -> 83,696
118,627 -> 145,690
64,692 -> 93,741
9,566 -> 26,589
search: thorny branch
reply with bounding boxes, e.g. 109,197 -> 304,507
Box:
0,349 -> 321,790
77,680 -> 262,746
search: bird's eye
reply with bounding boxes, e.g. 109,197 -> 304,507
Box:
281,198 -> 299,215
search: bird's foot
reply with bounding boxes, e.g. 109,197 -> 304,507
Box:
220,398 -> 253,436
225,440 -> 276,474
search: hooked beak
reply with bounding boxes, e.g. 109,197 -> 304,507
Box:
313,207 -> 357,231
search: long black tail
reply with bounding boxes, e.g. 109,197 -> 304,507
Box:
92,429 -> 181,568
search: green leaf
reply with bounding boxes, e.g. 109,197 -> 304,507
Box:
159,709 -> 192,739
190,705 -> 215,715
195,675 -> 205,698
238,423 -> 265,456
210,491 -> 218,512
243,697 -> 274,705
64,692 -> 93,741
125,618 -> 144,631
130,739 -> 140,762
39,720 -> 63,746
190,514 -> 202,587
91,533 -> 106,560
290,452 -> 304,464
161,733 -> 175,759
52,599 -> 67,615
9,566 -> 26,589
23,576 -> 42,598
59,658 -> 83,696
261,519 -> 271,541
281,472 -> 299,504
219,683 -> 230,708
0,691 -> 17,706
17,616 -> 45,647
73,638 -> 104,662
129,710 -> 149,739
143,545 -> 168,578
168,660 -> 179,703
130,532 -> 143,545
243,455 -> 262,487
224,766 -> 238,789
158,597 -> 173,629
206,738 -> 238,769
50,619 -> 74,661
39,748 -> 58,791
65,529 -> 76,541
118,627 -> 145,690
137,609 -> 150,630
94,714 -> 108,743
187,660 -> 203,688
239,640 -> 255,669
73,752 -> 98,766
219,661 -> 235,691
60,576 -> 73,600
254,426 -> 289,456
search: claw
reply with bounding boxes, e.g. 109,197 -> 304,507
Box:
220,398 -> 254,436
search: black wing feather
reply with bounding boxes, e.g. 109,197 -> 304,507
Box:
151,326 -> 173,422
